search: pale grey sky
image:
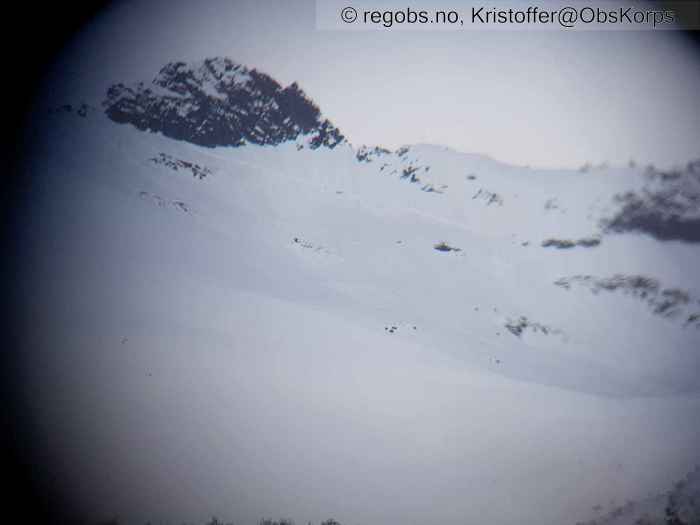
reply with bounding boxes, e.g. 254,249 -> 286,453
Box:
52,0 -> 700,168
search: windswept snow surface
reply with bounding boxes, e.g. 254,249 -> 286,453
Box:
17,110 -> 700,525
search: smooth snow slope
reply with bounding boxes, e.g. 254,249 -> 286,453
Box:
16,108 -> 700,525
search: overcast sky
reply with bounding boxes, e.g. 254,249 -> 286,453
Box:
51,0 -> 700,169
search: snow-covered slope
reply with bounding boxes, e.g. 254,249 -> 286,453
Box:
18,60 -> 700,525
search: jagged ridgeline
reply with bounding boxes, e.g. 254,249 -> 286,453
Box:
103,57 -> 344,149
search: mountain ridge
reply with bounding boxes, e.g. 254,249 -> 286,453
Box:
103,57 -> 344,150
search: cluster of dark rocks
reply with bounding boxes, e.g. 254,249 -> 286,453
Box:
602,160 -> 700,242
150,152 -> 212,180
541,236 -> 601,249
555,274 -> 700,327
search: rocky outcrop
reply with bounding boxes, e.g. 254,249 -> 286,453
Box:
104,57 -> 344,150
602,160 -> 700,242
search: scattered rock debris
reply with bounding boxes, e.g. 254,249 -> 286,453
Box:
384,323 -> 418,335
472,189 -> 503,206
139,191 -> 192,213
541,236 -> 601,249
555,274 -> 700,327
150,153 -> 213,180
504,316 -> 564,339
